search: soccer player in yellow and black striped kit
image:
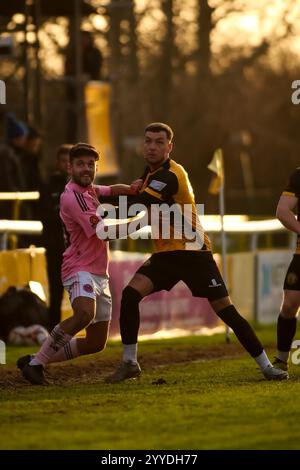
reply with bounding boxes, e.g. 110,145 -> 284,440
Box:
274,168 -> 300,371
106,123 -> 288,382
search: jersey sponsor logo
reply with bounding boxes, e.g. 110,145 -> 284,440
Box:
149,180 -> 167,192
286,272 -> 298,286
83,284 -> 94,293
89,215 -> 99,228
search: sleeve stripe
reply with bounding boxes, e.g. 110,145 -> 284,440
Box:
74,191 -> 88,212
282,191 -> 296,197
78,193 -> 89,211
144,187 -> 162,200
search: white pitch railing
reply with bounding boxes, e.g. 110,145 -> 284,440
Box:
0,192 -> 295,250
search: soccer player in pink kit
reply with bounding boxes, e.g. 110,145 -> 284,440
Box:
17,143 -> 134,385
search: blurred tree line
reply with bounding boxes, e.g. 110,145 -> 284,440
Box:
1,0 -> 300,215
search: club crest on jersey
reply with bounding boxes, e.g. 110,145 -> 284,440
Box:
89,215 -> 99,228
287,272 -> 298,285
83,284 -> 93,293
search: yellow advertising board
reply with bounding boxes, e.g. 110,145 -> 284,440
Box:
0,250 -> 31,294
85,81 -> 120,177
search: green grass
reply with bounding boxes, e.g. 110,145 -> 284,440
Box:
0,325 -> 299,450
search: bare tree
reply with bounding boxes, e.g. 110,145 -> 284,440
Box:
107,0 -> 123,155
196,0 -> 215,80
127,0 -> 139,84
158,0 -> 176,120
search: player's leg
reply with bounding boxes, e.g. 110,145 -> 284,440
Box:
211,298 -> 288,380
274,289 -> 300,370
106,254 -> 179,383
71,274 -> 111,356
274,255 -> 300,370
77,320 -> 110,354
18,297 -> 96,368
121,273 -> 154,345
185,252 -> 288,380
20,275 -> 112,368
17,272 -> 97,384
45,320 -> 110,363
105,273 -> 153,383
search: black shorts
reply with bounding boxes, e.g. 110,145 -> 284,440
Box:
283,254 -> 300,290
137,251 -> 228,301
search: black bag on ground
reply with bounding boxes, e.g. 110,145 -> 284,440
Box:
0,286 -> 49,341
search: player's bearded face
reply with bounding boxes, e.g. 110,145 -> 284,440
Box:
144,131 -> 173,168
71,156 -> 97,187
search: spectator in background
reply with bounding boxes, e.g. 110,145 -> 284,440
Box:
39,145 -> 71,330
5,112 -> 27,190
21,127 -> 44,242
0,144 -> 23,218
5,116 -> 44,247
0,113 -> 26,218
6,113 -> 27,178
23,126 -> 43,191
65,31 -> 103,81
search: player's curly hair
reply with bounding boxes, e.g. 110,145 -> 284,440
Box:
69,143 -> 99,162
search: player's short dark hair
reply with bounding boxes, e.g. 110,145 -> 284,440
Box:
69,143 -> 100,163
145,122 -> 174,142
56,144 -> 72,160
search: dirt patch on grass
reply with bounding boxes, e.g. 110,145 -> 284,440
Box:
0,341 -> 253,389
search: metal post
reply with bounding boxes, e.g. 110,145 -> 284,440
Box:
219,184 -> 230,343
0,233 -> 8,251
250,233 -> 258,251
34,0 -> 42,126
74,0 -> 84,141
24,0 -> 31,122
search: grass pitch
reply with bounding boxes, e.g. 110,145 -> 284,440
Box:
0,325 -> 299,450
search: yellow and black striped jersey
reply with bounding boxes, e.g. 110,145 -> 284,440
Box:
138,158 -> 211,253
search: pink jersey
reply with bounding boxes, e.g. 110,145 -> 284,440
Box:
60,181 -> 112,281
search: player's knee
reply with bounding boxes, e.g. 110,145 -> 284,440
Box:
281,303 -> 299,318
210,296 -> 232,313
85,340 -> 106,354
121,286 -> 143,313
76,310 -> 95,329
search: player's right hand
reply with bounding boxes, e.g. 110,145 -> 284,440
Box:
130,179 -> 143,194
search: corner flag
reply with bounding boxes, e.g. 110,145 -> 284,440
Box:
208,148 -> 224,195
208,148 -> 230,343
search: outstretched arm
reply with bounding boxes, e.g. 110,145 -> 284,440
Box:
276,195 -> 300,234
110,184 -> 138,196
96,183 -> 138,206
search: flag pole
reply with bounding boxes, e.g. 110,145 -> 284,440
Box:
207,148 -> 230,343
219,180 -> 230,343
